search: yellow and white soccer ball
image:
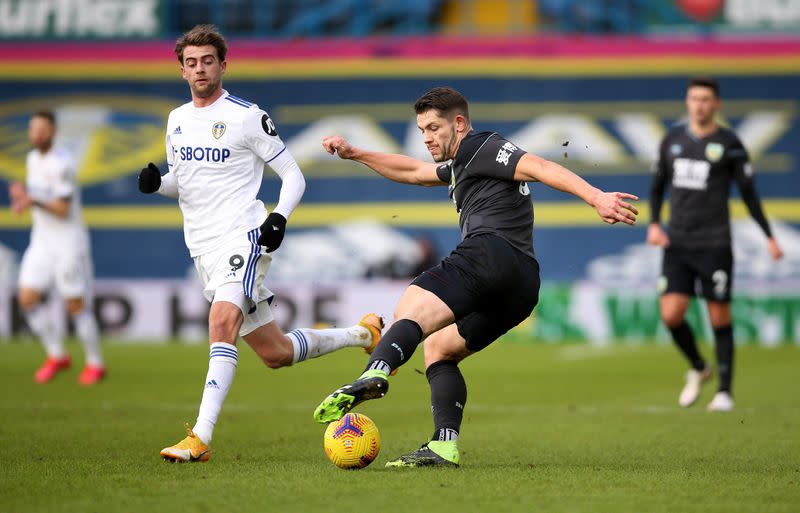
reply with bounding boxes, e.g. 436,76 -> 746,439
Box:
323,413 -> 380,469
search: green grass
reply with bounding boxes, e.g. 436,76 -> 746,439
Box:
1,339 -> 798,513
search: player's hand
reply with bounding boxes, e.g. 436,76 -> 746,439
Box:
138,162 -> 162,193
647,223 -> 670,247
8,181 -> 25,201
768,237 -> 784,261
592,191 -> 638,226
322,136 -> 357,159
258,212 -> 287,252
8,182 -> 31,214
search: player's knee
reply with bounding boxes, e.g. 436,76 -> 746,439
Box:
17,290 -> 40,311
263,355 -> 288,369
391,306 -> 407,324
256,346 -> 292,369
423,338 -> 464,366
708,306 -> 731,327
208,311 -> 242,342
660,309 -> 684,328
65,298 -> 85,316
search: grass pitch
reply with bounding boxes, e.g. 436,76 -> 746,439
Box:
1,339 -> 798,513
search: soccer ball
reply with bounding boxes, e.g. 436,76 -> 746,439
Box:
323,413 -> 380,469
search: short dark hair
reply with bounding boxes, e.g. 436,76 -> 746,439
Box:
32,110 -> 55,126
688,77 -> 720,98
414,87 -> 470,121
174,24 -> 228,64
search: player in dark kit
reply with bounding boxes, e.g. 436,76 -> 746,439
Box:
313,86 -> 640,467
648,77 -> 783,412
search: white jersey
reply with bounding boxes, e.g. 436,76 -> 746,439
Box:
164,90 -> 286,257
25,147 -> 89,252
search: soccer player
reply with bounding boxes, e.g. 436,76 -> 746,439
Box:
139,25 -> 383,463
648,77 -> 783,412
8,110 -> 105,385
313,86 -> 640,467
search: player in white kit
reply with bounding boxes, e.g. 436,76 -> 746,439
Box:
138,25 -> 383,462
8,110 -> 105,385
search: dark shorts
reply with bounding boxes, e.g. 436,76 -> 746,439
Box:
660,245 -> 733,303
412,234 -> 540,352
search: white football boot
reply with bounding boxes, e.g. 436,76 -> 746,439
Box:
707,391 -> 734,412
678,367 -> 712,407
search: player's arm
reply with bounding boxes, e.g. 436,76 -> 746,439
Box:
322,135 -> 445,186
513,153 -> 638,225
647,138 -> 671,247
243,109 -> 306,251
15,159 -> 76,217
9,182 -> 70,217
140,120 -> 177,198
732,145 -> 783,260
32,197 -> 70,217
140,119 -> 179,199
266,149 -> 306,221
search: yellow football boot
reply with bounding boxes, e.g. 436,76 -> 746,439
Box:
160,424 -> 211,463
359,313 -> 385,354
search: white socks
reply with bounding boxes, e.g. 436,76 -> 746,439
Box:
25,305 -> 66,359
72,309 -> 103,367
193,342 -> 238,445
287,325 -> 372,364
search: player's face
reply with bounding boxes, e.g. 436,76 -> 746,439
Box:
686,86 -> 719,126
181,45 -> 226,99
417,110 -> 460,162
28,116 -> 55,151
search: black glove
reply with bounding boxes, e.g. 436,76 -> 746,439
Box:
138,162 -> 161,193
258,212 -> 287,252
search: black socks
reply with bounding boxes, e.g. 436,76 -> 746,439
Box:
427,360 -> 466,441
364,319 -> 423,375
669,321 -> 706,371
714,324 -> 734,393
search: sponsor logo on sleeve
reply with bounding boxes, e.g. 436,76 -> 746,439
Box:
261,114 -> 278,136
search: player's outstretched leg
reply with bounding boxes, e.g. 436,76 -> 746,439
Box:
313,318 -> 424,423
385,441 -> 460,468
160,424 -> 211,463
286,313 -> 384,364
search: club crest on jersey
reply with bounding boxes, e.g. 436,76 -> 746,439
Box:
212,122 -> 226,139
705,142 -> 724,162
670,144 -> 682,156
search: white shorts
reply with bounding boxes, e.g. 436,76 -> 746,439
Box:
193,228 -> 274,337
18,244 -> 93,300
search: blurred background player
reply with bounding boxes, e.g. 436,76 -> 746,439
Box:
313,86 -> 639,467
7,110 -> 105,385
139,24 -> 383,463
647,77 -> 784,412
